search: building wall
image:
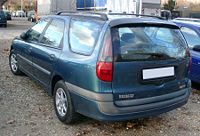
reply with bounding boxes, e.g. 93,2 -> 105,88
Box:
142,0 -> 161,15
38,0 -> 51,15
143,0 -> 160,4
50,0 -> 76,13
142,0 -> 161,10
38,0 -> 161,15
37,0 -> 76,15
142,3 -> 160,9
107,0 -> 137,13
77,0 -> 107,10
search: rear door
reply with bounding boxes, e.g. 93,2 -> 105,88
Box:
111,24 -> 189,106
31,18 -> 65,86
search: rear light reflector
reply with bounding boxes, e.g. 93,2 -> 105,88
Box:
96,62 -> 113,82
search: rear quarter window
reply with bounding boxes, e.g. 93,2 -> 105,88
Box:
69,19 -> 101,55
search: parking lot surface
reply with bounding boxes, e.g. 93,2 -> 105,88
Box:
0,18 -> 200,136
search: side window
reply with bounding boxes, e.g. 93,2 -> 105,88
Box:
41,19 -> 65,47
26,19 -> 49,42
181,27 -> 200,48
69,19 -> 101,55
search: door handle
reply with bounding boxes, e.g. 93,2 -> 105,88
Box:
49,54 -> 55,60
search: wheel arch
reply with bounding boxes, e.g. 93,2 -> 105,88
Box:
51,74 -> 63,96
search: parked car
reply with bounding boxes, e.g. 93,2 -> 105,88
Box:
9,12 -> 191,124
27,10 -> 35,22
174,18 -> 200,23
173,20 -> 200,83
12,11 -> 16,17
16,10 -> 25,17
0,11 -> 7,27
4,11 -> 12,20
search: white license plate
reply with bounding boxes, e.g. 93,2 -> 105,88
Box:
142,67 -> 174,80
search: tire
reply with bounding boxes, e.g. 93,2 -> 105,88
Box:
4,24 -> 7,28
9,50 -> 22,75
53,80 -> 78,124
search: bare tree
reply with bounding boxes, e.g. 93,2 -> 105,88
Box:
163,0 -> 176,12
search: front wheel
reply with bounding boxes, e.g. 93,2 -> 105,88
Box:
53,80 -> 79,124
9,51 -> 22,75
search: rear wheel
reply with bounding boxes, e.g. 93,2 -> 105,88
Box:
9,50 -> 22,75
53,80 -> 78,124
4,24 -> 7,28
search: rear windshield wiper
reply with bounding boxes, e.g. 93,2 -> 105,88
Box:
127,51 -> 173,60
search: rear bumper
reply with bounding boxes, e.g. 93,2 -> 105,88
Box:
66,82 -> 191,121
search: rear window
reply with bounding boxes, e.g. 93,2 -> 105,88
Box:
112,26 -> 188,62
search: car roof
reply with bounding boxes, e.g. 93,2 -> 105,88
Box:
51,12 -> 178,28
108,16 -> 177,27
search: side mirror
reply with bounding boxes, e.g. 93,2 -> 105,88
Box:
20,32 -> 28,40
193,45 -> 200,52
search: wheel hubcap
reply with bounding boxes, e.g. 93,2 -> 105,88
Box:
10,54 -> 18,72
55,88 -> 68,117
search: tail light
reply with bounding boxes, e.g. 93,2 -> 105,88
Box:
96,62 -> 112,82
96,30 -> 113,82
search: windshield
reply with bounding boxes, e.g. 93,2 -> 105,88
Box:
112,26 -> 188,62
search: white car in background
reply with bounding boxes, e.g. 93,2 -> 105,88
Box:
16,10 -> 25,17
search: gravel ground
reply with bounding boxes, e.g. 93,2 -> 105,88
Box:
0,18 -> 200,136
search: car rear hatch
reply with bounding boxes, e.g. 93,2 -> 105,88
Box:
106,23 -> 190,107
